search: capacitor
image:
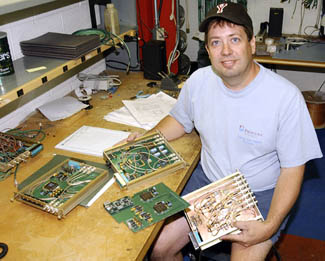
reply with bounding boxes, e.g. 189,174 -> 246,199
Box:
150,147 -> 158,153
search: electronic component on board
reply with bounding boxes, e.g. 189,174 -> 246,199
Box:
103,183 -> 190,232
0,132 -> 43,179
14,155 -> 112,219
103,196 -> 133,215
103,130 -> 187,188
183,171 -> 264,250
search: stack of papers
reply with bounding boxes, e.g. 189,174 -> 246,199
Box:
104,92 -> 177,130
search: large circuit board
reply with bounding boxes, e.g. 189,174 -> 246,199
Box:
0,132 -> 43,180
14,155 -> 112,219
183,171 -> 264,250
103,183 -> 190,232
103,131 -> 187,188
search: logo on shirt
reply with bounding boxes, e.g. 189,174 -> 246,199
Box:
238,125 -> 263,145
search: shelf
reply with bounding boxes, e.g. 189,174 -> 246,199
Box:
0,0 -> 84,26
0,28 -> 136,117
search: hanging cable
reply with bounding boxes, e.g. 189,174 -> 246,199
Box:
105,32 -> 131,74
298,3 -> 306,35
167,0 -> 180,74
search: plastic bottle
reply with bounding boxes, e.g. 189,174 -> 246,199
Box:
104,3 -> 120,35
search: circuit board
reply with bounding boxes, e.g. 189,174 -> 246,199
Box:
103,131 -> 187,188
183,171 -> 264,250
0,132 -> 43,179
103,183 -> 190,232
14,155 -> 112,219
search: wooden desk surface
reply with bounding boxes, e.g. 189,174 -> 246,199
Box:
0,72 -> 201,261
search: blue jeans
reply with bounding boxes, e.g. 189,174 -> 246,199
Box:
181,162 -> 289,244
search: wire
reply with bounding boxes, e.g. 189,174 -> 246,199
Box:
6,128 -> 46,142
136,0 -> 153,38
170,0 -> 176,24
304,25 -> 320,35
299,3 -> 306,35
106,60 -> 141,72
107,32 -> 131,74
185,0 -> 190,33
73,28 -> 131,74
292,0 -> 299,18
167,0 -> 180,75
0,243 -> 8,259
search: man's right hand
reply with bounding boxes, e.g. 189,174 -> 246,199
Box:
114,132 -> 144,146
126,132 -> 144,142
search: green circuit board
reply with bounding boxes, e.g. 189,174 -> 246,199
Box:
0,131 -> 43,180
103,183 -> 190,232
14,155 -> 111,219
103,131 -> 186,188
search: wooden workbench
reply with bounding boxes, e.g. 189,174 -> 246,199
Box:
0,71 -> 201,260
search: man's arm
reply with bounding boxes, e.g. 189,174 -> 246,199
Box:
126,115 -> 186,142
263,164 -> 305,239
221,164 -> 305,246
153,115 -> 186,141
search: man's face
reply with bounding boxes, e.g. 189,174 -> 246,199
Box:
205,22 -> 256,88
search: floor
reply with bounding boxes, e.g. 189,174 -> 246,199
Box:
267,234 -> 325,261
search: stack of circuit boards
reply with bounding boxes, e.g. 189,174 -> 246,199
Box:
103,183 -> 190,232
14,155 -> 112,219
0,132 -> 43,180
103,131 -> 186,188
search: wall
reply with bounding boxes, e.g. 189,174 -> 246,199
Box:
0,0 -> 104,131
180,0 -> 324,91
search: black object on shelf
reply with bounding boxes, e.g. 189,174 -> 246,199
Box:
268,8 -> 283,37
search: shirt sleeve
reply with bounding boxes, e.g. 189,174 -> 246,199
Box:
169,81 -> 195,133
276,90 -> 322,167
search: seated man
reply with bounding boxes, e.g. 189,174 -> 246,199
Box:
127,2 -> 322,260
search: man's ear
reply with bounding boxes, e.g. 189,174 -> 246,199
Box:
205,44 -> 210,56
250,36 -> 256,55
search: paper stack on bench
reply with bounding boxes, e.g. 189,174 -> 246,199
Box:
104,92 -> 177,130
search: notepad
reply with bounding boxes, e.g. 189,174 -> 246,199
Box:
55,125 -> 130,157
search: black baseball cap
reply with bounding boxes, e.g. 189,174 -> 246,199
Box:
199,2 -> 253,35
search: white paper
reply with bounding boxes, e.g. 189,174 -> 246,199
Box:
55,125 -> 130,157
122,92 -> 176,125
38,96 -> 88,121
104,106 -> 155,130
85,178 -> 116,207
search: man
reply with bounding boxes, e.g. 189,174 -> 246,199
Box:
128,3 -> 322,260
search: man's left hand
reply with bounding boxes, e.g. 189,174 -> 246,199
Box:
220,220 -> 273,247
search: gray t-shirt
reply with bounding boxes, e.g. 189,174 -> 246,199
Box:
170,64 -> 322,192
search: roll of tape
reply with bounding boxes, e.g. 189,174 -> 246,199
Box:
265,38 -> 274,46
266,44 -> 277,53
74,86 -> 92,98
